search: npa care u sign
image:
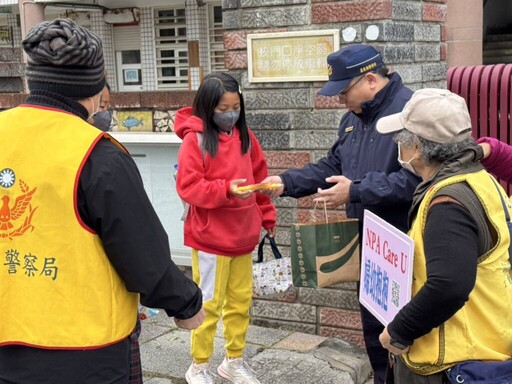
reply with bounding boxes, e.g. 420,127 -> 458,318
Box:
247,30 -> 339,83
359,210 -> 414,326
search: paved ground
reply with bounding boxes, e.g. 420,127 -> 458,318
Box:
140,310 -> 373,384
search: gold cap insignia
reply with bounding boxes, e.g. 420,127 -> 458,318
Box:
360,62 -> 377,73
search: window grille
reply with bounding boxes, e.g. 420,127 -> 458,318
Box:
208,4 -> 226,73
154,7 -> 189,89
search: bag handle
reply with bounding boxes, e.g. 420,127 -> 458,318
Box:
310,200 -> 329,223
257,234 -> 283,263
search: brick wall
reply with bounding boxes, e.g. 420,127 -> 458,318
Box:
223,0 -> 448,346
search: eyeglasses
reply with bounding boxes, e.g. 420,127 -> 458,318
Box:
338,75 -> 365,97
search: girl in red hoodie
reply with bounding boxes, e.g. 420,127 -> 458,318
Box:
175,73 -> 276,384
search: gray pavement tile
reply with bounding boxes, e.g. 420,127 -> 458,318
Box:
245,324 -> 293,347
214,321 -> 291,347
251,349 -> 353,384
140,324 -> 175,344
142,327 -> 261,382
272,332 -> 327,351
141,329 -> 192,379
144,378 -> 183,384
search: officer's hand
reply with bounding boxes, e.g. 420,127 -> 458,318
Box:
314,175 -> 351,208
260,176 -> 285,197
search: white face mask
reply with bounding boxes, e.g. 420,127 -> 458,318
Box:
88,97 -> 99,120
397,142 -> 417,175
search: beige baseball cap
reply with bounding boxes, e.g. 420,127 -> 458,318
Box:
376,88 -> 472,143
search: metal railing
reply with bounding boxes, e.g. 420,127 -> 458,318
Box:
448,64 -> 512,193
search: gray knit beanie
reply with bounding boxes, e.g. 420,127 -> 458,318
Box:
22,18 -> 105,99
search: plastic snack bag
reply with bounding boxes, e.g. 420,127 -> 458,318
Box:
139,305 -> 159,320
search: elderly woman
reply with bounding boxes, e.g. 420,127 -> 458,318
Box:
375,88 -> 512,383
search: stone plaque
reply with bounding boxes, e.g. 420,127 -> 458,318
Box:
247,30 -> 339,83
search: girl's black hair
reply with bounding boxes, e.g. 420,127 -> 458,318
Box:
192,73 -> 249,157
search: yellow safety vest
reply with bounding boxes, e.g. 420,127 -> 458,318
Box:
403,170 -> 512,375
0,106 -> 137,349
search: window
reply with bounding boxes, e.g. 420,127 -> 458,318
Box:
208,4 -> 226,73
0,26 -> 11,47
113,25 -> 142,91
120,51 -> 142,85
154,8 -> 188,89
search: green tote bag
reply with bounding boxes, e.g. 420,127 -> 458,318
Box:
291,218 -> 360,288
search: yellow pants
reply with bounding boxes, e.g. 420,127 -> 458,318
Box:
190,249 -> 253,362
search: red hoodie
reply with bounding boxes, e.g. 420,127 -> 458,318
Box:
174,106 -> 276,256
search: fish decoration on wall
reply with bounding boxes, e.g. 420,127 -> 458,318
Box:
117,111 -> 153,132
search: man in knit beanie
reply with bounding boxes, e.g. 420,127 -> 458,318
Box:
0,19 -> 204,384
22,18 -> 105,99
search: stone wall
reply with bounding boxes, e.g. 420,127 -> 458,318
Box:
223,0 -> 448,346
252,283 -> 366,348
0,48 -> 24,94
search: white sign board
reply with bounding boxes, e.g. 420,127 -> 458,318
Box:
359,210 -> 414,326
